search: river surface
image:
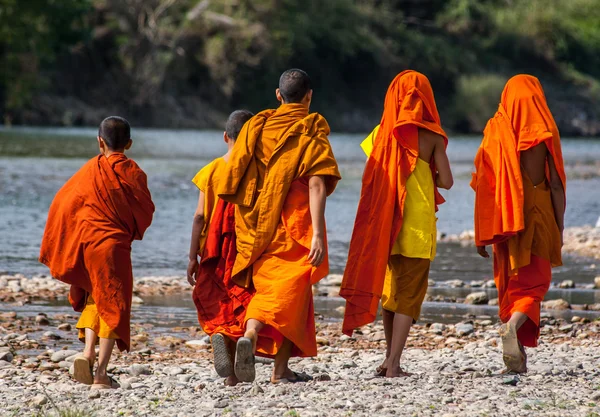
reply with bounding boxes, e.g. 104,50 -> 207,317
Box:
1,127 -> 599,294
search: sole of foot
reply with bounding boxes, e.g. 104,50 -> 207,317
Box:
212,333 -> 233,378
499,323 -> 526,373
234,337 -> 255,383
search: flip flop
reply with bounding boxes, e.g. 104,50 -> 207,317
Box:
499,323 -> 527,373
211,333 -> 233,377
90,376 -> 120,390
375,365 -> 387,377
234,337 -> 255,382
73,355 -> 93,385
271,371 -> 313,384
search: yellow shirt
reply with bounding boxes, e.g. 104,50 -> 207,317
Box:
191,157 -> 227,254
361,126 -> 437,260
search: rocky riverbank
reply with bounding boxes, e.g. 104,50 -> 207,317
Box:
1,310 -> 600,417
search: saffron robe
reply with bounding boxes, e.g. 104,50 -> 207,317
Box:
40,153 -> 155,351
340,70 -> 447,336
471,74 -> 566,347
218,103 -> 341,358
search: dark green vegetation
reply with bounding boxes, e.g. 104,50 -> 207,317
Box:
1,0 -> 599,134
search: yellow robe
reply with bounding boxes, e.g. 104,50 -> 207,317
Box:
218,104 -> 341,357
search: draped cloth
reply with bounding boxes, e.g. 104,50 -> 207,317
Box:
340,70 -> 447,336
40,154 -> 155,351
218,104 -> 341,357
471,74 -> 566,347
192,199 -> 254,339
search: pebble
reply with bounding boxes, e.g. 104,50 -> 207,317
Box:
542,299 -> 570,310
559,279 -> 575,289
31,395 -> 48,406
42,331 -> 62,340
249,383 -> 264,395
430,323 -> 446,334
129,364 -> 152,376
502,376 -> 519,386
0,351 -> 13,362
35,315 -> 50,325
89,390 -> 101,399
455,323 -> 474,336
184,340 -> 210,349
50,350 -> 79,363
132,296 -> 145,304
120,381 -> 133,390
57,323 -> 72,331
465,292 -> 489,305
166,366 -> 184,376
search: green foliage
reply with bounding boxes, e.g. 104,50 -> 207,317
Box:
453,74 -> 506,132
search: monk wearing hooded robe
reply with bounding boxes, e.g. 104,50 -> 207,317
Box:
40,116 -> 155,389
186,109 -> 254,386
218,69 -> 341,384
472,75 -> 566,373
340,70 -> 454,378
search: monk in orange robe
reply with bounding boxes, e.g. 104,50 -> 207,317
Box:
472,75 -> 566,373
218,69 -> 341,383
340,70 -> 453,377
186,110 -> 254,386
39,117 -> 154,389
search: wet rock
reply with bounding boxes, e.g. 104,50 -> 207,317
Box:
0,351 -> 13,362
42,331 -> 62,340
465,292 -> 489,305
129,364 -> 152,376
57,323 -> 72,331
558,280 -> 575,289
456,323 -> 474,336
50,349 -> 79,363
542,299 -> 570,310
35,315 -> 50,326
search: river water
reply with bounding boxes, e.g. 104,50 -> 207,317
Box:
0,127 -> 599,320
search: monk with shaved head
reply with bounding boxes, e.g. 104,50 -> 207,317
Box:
218,69 -> 341,384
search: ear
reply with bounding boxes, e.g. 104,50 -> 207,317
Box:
125,139 -> 133,150
97,136 -> 106,153
306,89 -> 313,101
276,88 -> 283,103
223,131 -> 229,144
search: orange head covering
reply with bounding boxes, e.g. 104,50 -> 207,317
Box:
340,70 -> 447,335
471,74 -> 566,246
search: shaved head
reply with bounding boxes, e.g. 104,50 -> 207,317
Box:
225,110 -> 254,140
278,69 -> 312,103
98,116 -> 131,150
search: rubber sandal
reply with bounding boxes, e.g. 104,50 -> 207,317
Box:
499,323 -> 526,373
211,333 -> 233,377
271,371 -> 313,384
234,337 -> 255,382
375,365 -> 387,377
73,356 -> 93,385
90,375 -> 120,390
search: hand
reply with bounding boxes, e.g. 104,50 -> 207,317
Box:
187,257 -> 199,286
307,234 -> 325,267
477,245 -> 490,258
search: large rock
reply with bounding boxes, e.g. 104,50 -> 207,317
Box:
542,299 -> 571,310
465,292 -> 489,305
50,350 -> 79,363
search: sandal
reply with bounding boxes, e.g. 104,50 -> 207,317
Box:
271,371 -> 313,384
73,355 -> 94,385
499,323 -> 527,373
375,365 -> 387,377
211,333 -> 233,377
234,337 -> 255,382
90,375 -> 120,390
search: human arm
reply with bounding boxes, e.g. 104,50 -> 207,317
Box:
547,148 -> 565,246
187,191 -> 206,285
477,245 -> 490,258
307,175 -> 327,267
433,135 -> 454,190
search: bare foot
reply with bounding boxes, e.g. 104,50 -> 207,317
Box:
224,375 -> 239,386
376,357 -> 389,376
385,366 -> 411,378
244,328 -> 258,353
271,368 -> 313,384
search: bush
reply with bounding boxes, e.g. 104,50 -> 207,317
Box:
452,74 -> 507,133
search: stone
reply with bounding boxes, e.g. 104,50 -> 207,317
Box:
166,366 -> 184,376
89,390 -> 101,399
0,351 -> 13,362
571,316 -> 582,323
594,276 -> 600,289
430,323 -> 446,334
57,323 -> 72,331
177,374 -> 192,383
0,312 -> 17,320
559,280 -> 575,289
488,298 -> 499,306
370,331 -> 386,342
153,336 -> 184,347
542,299 -> 570,310
129,364 -> 152,376
502,375 -> 519,386
316,336 -> 330,346
214,400 -> 228,408
50,350 -> 79,363
428,279 -> 436,287
249,383 -> 264,395
446,280 -> 464,288
32,395 -> 47,407
465,292 -> 489,305
35,315 -> 50,325
42,331 -> 62,340
120,381 -> 133,390
184,340 -> 210,349
559,324 -> 574,332
132,296 -> 145,304
456,323 -> 474,336
335,306 -> 346,314
314,373 -> 331,381
321,274 -> 343,286
342,360 -> 358,368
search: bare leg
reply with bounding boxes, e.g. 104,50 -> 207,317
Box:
244,319 -> 264,353
386,313 -> 413,377
272,338 -> 295,382
508,311 -> 528,330
83,328 -> 98,366
94,338 -> 116,385
380,309 -> 395,372
500,311 -> 529,373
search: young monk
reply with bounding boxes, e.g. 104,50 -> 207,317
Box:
186,109 -> 254,386
340,70 -> 453,378
218,69 -> 341,384
472,75 -> 565,373
39,116 -> 155,389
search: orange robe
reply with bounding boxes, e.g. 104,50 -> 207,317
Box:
218,103 -> 341,358
471,74 -> 566,347
340,70 -> 448,336
39,154 -> 155,351
192,199 -> 254,339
